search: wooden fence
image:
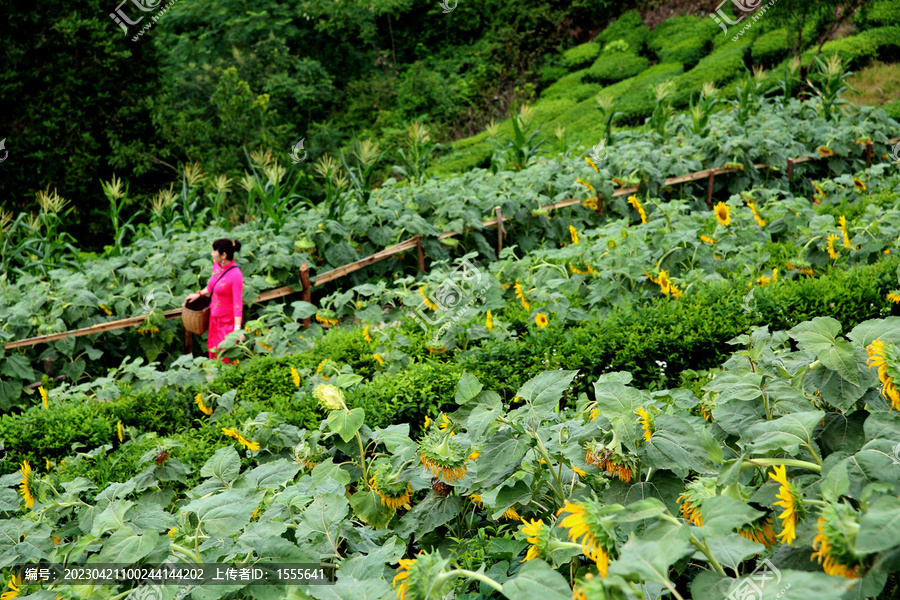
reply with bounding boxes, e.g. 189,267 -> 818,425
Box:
5,137 -> 898,354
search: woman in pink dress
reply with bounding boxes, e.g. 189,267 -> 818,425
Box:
183,238 -> 245,364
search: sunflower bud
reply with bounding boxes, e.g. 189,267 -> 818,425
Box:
313,384 -> 345,410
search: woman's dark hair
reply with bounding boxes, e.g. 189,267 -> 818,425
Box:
212,238 -> 242,261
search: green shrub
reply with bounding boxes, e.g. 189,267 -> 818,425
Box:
0,385 -> 188,467
540,70 -> 602,102
856,0 -> 900,28
584,54 -> 650,86
597,10 -> 649,50
647,16 -> 717,68
346,360 -> 464,435
799,27 -> 900,70
883,99 -> 900,120
603,63 -> 685,125
672,43 -> 750,106
561,42 -> 601,70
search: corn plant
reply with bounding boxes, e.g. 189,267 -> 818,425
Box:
732,66 -> 769,127
506,104 -> 545,171
393,121 -> 442,186
648,80 -> 676,137
100,174 -> 137,256
807,54 -> 856,121
175,162 -> 211,231
683,81 -> 720,137
313,153 -> 352,221
239,148 -> 310,228
595,94 -> 624,146
341,138 -> 385,203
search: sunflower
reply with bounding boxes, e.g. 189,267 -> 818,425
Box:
117,421 -> 124,442
195,392 -> 213,416
769,465 -> 805,545
392,558 -> 418,600
313,384 -> 345,410
887,292 -> 900,304
826,234 -> 840,260
676,477 -> 716,527
748,202 -> 766,227
519,518 -> 549,562
1,575 -> 22,600
363,325 -> 373,342
392,553 -> 452,600
99,304 -> 113,316
569,225 -> 579,245
611,177 -> 626,187
818,146 -> 835,158
514,281 -> 530,311
589,408 -> 600,422
485,310 -> 493,331
373,353 -> 385,365
582,197 -> 598,210
222,427 -> 260,452
417,287 -> 438,312
557,500 -> 617,576
627,195 -> 648,224
853,178 -> 866,191
468,449 -> 480,460
572,465 -> 587,478
812,181 -> 826,197
810,503 -> 866,580
369,464 -> 413,510
469,494 -> 484,509
700,235 -> 716,244
167,528 -> 177,538
418,431 -> 470,483
502,506 -> 522,521
291,367 -> 301,386
585,156 -> 599,173
39,385 -> 48,410
315,309 -> 339,327
316,358 -> 337,380
737,517 -> 778,549
635,407 -> 653,442
438,413 -> 454,433
714,202 -> 730,226
838,216 -> 851,249
19,461 -> 34,509
585,436 -> 635,483
866,338 -> 900,410
535,313 -> 549,329
575,177 -> 594,192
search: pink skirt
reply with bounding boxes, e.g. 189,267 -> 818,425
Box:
208,314 -> 237,364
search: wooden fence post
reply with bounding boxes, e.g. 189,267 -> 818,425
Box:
415,235 -> 425,272
706,171 -> 715,210
866,141 -> 874,168
184,331 -> 193,356
596,192 -> 604,217
300,262 -> 312,329
494,206 -> 507,258
786,158 -> 794,181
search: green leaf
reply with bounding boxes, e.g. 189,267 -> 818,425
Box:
848,317 -> 900,347
370,423 -> 413,454
696,496 -> 765,536
642,414 -> 718,475
395,494 -> 464,539
240,459 -> 301,489
180,489 -> 265,537
200,446 -> 241,487
474,429 -> 531,488
307,576 -> 391,600
327,407 -> 365,443
349,489 -> 394,529
820,460 -> 850,502
857,495 -> 900,553
699,533 -> 765,573
790,317 -> 858,384
455,372 -> 484,404
333,373 -> 363,389
0,354 -> 34,380
692,567 -> 853,600
501,559 -> 572,600
91,527 -> 159,564
608,521 -> 692,585
743,411 -> 825,456
517,370 -> 579,409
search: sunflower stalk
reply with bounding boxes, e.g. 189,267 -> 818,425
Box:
659,513 -> 726,576
532,429 -> 567,506
438,570 -> 503,593
741,458 -> 822,473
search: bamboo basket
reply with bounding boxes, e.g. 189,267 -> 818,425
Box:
182,296 -> 211,335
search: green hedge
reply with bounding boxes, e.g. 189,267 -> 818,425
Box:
457,257 -> 900,398
856,0 -> 900,28
584,53 -> 649,86
602,63 -> 685,125
672,43 -> 750,107
0,385 -> 192,467
561,42 -> 601,71
597,10 -> 649,51
540,70 -> 602,102
647,16 -> 718,68
799,26 -> 900,70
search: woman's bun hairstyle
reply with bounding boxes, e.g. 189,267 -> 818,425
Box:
213,238 -> 241,260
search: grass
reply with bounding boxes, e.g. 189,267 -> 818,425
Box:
842,60 -> 900,107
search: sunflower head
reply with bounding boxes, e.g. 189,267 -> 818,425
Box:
418,431 -> 470,483
315,358 -> 339,380
811,503 -> 866,579
392,552 -> 453,600
585,436 -> 636,483
866,338 -> 900,410
635,407 -> 654,442
535,313 -> 549,329
19,460 -> 35,509
676,477 -> 717,526
369,462 -> 413,511
738,516 -> 778,549
315,308 -> 339,327
292,439 -> 329,470
714,202 -> 731,226
769,465 -> 807,545
313,384 -> 345,411
557,499 -> 618,576
518,517 -> 551,562
290,366 -> 301,387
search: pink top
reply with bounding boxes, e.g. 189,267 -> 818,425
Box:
205,260 -> 244,319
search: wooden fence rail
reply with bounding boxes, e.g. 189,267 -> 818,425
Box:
5,137 -> 898,351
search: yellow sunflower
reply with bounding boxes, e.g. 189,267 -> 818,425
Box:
19,461 -> 35,509
866,338 -> 900,410
635,407 -> 653,442
585,156 -> 599,173
520,518 -> 548,562
392,558 -> 417,600
853,178 -> 865,191
291,366 -> 301,387
535,313 -> 549,329
714,202 -> 730,226
700,235 -> 716,244
514,281 -> 530,311
485,310 -> 493,331
418,287 -> 438,311
363,325 -> 373,342
887,292 -> 900,304
818,146 -> 835,158
569,225 -> 579,245
769,465 -> 804,545
117,421 -> 124,442
838,216 -> 851,249
195,393 -> 213,416
826,234 -> 840,260
39,385 -> 48,410
627,195 -> 648,225
557,500 -> 615,577
575,177 -> 594,192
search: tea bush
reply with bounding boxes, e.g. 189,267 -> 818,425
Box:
647,16 -> 718,68
672,43 -> 750,106
560,42 -> 601,71
584,54 -> 649,86
799,26 -> 900,69
596,10 -> 649,50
